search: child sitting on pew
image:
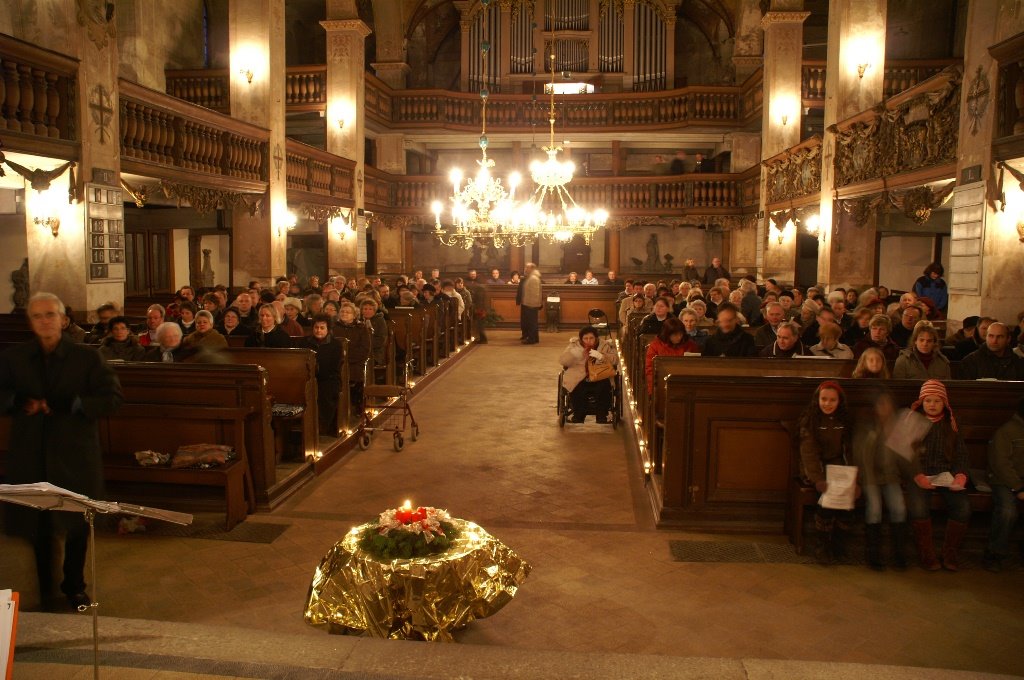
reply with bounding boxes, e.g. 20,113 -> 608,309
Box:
903,380 -> 971,572
798,380 -> 857,565
852,391 -> 910,571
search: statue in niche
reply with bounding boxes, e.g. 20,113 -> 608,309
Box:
201,249 -> 215,288
645,233 -> 660,269
11,258 -> 28,310
662,253 -> 675,273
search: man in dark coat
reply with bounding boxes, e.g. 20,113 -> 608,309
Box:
702,303 -> 757,357
961,323 -> 1024,380
0,293 -> 123,609
702,257 -> 731,286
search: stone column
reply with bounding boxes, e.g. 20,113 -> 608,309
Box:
664,17 -> 676,89
369,0 -> 409,89
947,2 -> 1024,326
816,0 -> 886,290
498,0 -> 513,91
607,229 -> 621,273
23,1 -> 123,318
588,0 -> 600,73
321,16 -> 372,276
228,0 -> 287,285
732,0 -> 765,82
374,134 -> 406,272
457,1 -> 472,91
757,6 -> 808,284
622,1 -> 636,92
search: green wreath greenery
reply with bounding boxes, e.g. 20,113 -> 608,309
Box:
356,506 -> 461,561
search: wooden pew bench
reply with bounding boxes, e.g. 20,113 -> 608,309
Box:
653,375 -> 1024,538
218,348 -> 319,463
101,404 -> 255,530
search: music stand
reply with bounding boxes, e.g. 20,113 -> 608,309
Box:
0,483 -> 192,680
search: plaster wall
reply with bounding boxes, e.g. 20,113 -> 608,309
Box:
116,0 -> 206,91
201,234 -> 231,287
877,234 -> 934,293
172,229 -> 189,290
0,213 -> 28,314
619,225 -> 720,275
0,0 -> 74,56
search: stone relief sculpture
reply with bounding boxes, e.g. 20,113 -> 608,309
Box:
645,233 -> 660,269
11,258 -> 29,310
201,249 -> 215,288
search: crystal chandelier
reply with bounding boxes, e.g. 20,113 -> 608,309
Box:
521,23 -> 608,244
431,0 -> 535,249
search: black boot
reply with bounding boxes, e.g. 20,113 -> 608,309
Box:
864,524 -> 885,571
890,522 -> 908,571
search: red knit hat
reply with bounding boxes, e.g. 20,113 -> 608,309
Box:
817,380 -> 845,398
911,379 -> 958,431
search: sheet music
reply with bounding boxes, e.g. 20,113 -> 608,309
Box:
0,482 -> 88,499
885,409 -> 932,461
819,464 -> 859,510
0,589 -> 15,679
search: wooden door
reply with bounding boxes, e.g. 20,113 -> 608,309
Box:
125,230 -> 172,297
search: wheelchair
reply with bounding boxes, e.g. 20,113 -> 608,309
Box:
587,308 -> 611,339
557,368 -> 621,428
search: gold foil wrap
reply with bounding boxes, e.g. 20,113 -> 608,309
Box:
304,519 -> 531,641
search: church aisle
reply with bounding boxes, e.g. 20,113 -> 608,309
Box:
3,330 -> 1024,677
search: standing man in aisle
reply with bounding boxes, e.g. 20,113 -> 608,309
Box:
521,263 -> 542,344
0,293 -> 123,610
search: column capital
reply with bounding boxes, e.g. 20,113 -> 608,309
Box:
761,11 -> 810,28
371,61 -> 411,75
319,19 -> 372,37
732,55 -> 763,68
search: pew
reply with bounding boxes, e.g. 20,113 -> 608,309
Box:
422,301 -> 443,364
217,348 -> 319,463
652,375 -> 1024,538
648,356 -> 856,473
391,308 -> 425,380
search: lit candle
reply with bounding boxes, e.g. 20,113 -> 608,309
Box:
402,499 -> 412,510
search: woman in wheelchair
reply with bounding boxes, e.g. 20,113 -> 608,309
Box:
560,325 -> 617,423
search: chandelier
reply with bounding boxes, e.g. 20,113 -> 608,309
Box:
520,24 -> 608,245
431,0 -> 535,249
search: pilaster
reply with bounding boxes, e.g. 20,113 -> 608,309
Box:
26,0 -> 123,317
229,0 -> 287,284
816,0 -> 886,289
757,8 -> 809,284
321,18 -> 372,275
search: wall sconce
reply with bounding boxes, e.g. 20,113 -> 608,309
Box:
856,62 -> 871,79
34,215 -> 60,238
769,222 -> 785,245
330,210 -> 351,239
336,117 -> 345,131
771,97 -> 798,129
238,67 -> 254,84
275,208 -> 297,237
804,213 -> 821,238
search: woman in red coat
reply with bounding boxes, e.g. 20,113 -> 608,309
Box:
645,317 -> 698,393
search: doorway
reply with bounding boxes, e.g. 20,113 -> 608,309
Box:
125,229 -> 172,297
794,232 -> 819,288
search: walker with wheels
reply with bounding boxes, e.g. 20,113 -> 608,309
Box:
356,384 -> 419,452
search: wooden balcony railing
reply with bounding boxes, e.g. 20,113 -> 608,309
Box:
829,65 -> 961,192
285,138 -> 355,205
119,79 -> 269,188
0,32 -> 78,156
364,169 -> 758,218
802,59 -> 961,104
763,135 -> 822,208
166,65 -> 763,131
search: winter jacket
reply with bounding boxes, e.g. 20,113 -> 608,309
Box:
702,327 -> 757,357
809,342 -> 854,359
988,413 -> 1024,490
98,335 -> 147,362
799,413 -> 849,485
521,270 -> 543,308
852,336 -> 901,362
760,340 -> 809,358
960,346 -> 1024,380
913,419 -> 970,477
913,275 -> 948,313
852,418 -> 911,486
892,348 -> 951,380
645,336 -> 699,392
560,337 -> 617,393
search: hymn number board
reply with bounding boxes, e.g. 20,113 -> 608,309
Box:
86,183 -> 126,282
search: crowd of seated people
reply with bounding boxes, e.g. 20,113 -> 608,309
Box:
616,262 -> 1023,572
36,270 -> 486,439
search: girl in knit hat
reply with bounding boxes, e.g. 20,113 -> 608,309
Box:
904,379 -> 971,571
799,380 -> 856,565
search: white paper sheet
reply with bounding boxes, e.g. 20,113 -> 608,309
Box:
0,588 -> 15,678
928,471 -> 955,487
885,409 -> 933,461
819,464 -> 859,510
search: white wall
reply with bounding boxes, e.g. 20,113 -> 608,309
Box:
172,229 -> 189,290
878,234 -> 934,292
200,234 -> 231,287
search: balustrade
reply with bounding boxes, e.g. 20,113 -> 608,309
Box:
0,33 -> 77,141
286,66 -> 327,109
802,59 -> 960,103
119,79 -> 268,183
165,69 -> 229,113
285,138 -> 355,202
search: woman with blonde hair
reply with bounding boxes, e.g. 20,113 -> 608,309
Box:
852,346 -> 890,379
892,321 -> 951,380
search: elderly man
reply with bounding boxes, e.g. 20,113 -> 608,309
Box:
702,302 -> 756,357
520,263 -> 543,345
604,270 -> 619,286
738,279 -> 762,327
754,301 -> 785,350
890,304 -> 922,348
0,292 -> 123,610
702,257 -> 730,286
760,321 -> 808,358
961,322 -> 1024,380
488,268 -> 505,285
143,322 -> 187,363
138,304 -> 165,347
